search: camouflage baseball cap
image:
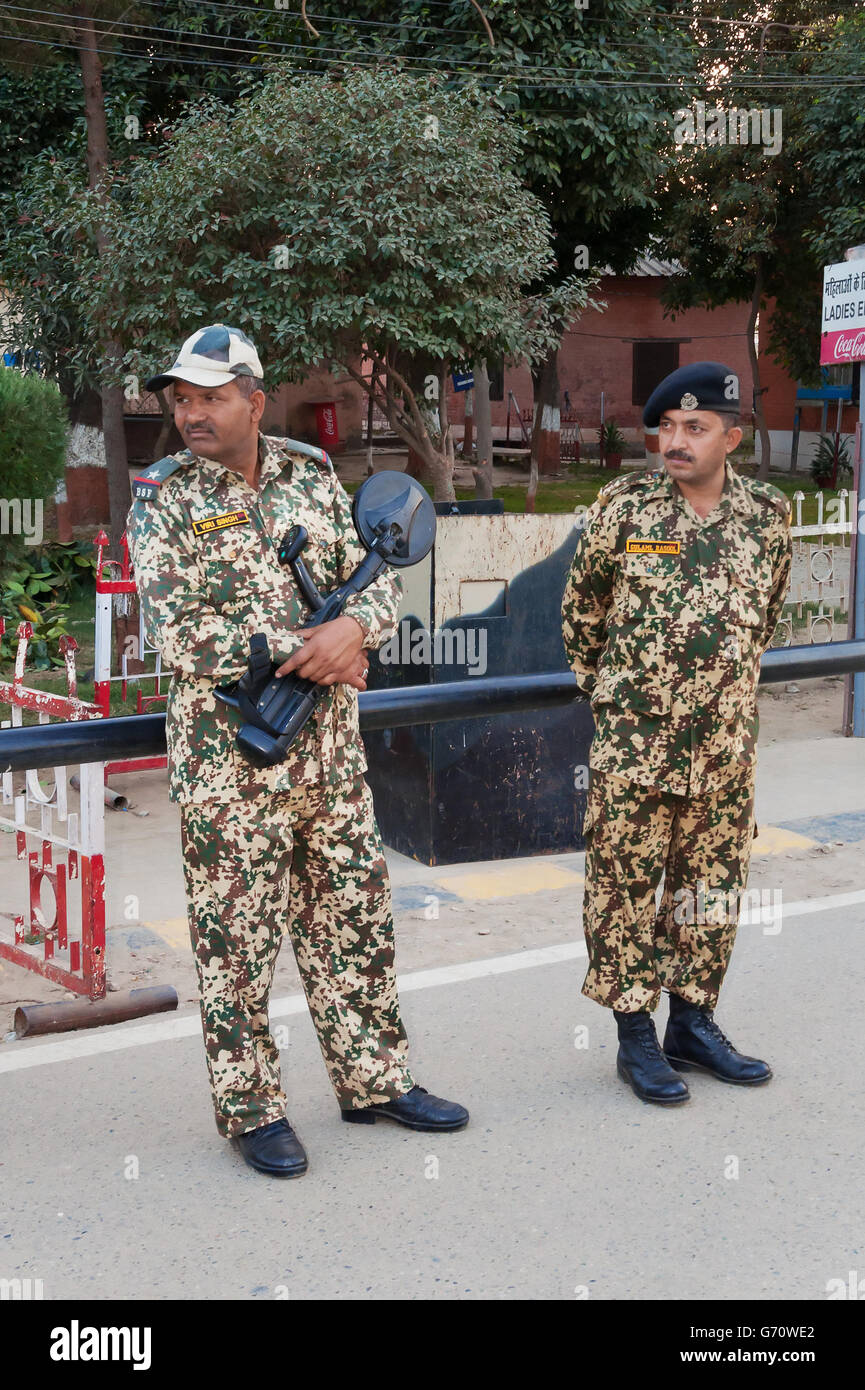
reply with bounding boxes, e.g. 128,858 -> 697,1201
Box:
145,323 -> 264,392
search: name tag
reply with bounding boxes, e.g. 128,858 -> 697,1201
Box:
191,509 -> 250,537
625,538 -> 681,556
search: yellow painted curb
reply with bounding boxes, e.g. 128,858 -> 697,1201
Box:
144,916 -> 191,950
433,862 -> 585,901
751,825 -> 818,855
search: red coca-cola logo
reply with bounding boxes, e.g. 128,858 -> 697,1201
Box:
834,330 -> 865,360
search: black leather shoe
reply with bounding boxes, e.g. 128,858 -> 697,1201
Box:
615,1009 -> 690,1104
342,1085 -> 469,1131
233,1117 -> 309,1177
663,994 -> 772,1085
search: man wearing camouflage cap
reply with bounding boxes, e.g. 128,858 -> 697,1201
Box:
127,324 -> 468,1175
561,361 -> 793,1105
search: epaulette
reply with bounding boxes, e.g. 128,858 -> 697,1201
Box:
746,477 -> 792,526
279,436 -> 333,471
596,468 -> 660,508
131,453 -> 188,502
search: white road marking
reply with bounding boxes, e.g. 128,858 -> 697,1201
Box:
2,887 -> 864,1075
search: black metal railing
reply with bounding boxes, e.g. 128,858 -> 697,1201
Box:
2,640 -> 864,774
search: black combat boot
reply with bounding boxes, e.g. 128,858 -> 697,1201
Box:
233,1117 -> 308,1177
663,992 -> 772,1085
342,1085 -> 469,1131
615,1009 -> 690,1104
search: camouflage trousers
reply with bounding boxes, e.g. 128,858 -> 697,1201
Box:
581,769 -> 757,1013
179,775 -> 415,1138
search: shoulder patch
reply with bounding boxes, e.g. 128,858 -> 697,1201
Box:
597,468 -> 659,508
131,453 -> 188,502
747,478 -> 792,526
277,436 -> 333,471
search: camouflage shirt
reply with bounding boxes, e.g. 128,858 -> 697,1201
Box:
126,433 -> 401,805
561,460 -> 793,796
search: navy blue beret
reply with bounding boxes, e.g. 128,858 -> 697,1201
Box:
642,361 -> 740,428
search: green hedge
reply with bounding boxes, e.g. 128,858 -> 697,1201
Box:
0,367 -> 68,505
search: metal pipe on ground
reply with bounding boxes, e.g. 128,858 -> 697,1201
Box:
13,985 -> 178,1037
1,641 -> 864,774
69,773 -> 128,810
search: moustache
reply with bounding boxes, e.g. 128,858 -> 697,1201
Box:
665,453 -> 693,463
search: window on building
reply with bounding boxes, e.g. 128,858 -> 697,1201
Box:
632,341 -> 681,406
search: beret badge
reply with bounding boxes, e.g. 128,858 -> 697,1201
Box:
679,392 -> 699,410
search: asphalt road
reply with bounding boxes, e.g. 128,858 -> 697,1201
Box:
2,884 -> 862,1302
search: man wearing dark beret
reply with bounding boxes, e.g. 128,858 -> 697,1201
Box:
561,361 -> 793,1104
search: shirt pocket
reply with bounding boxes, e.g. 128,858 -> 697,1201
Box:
276,507 -> 341,597
617,552 -> 681,618
590,666 -> 672,717
724,561 -> 773,630
194,522 -> 263,606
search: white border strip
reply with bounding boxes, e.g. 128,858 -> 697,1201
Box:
2,888 -> 864,1075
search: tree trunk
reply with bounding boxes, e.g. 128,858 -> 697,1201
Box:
748,260 -> 771,481
528,345 -> 561,512
365,367 -> 377,475
75,10 -> 130,554
472,456 -> 493,500
345,359 -> 455,501
473,359 -> 493,491
439,362 -> 456,483
462,386 -> 474,459
153,388 -> 173,461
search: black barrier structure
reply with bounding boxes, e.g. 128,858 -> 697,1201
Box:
2,640 -> 863,773
362,503 -> 865,863
365,511 -> 593,862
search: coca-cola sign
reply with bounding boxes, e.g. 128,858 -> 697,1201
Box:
831,330 -> 865,362
821,259 -> 865,364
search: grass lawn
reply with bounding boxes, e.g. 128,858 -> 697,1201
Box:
346,463 -> 842,521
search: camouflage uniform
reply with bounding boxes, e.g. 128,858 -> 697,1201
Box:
127,433 -> 416,1135
562,460 -> 793,1011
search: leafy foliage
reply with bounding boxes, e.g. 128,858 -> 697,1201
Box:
810,432 -> 852,485
0,367 -> 68,499
63,68 -> 582,389
799,10 -> 865,263
599,418 -> 626,455
0,541 -> 94,668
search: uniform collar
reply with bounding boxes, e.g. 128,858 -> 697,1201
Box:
191,433 -> 295,497
644,458 -> 755,518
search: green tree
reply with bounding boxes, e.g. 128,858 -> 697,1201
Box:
277,0 -> 699,505
0,0 -> 289,545
652,3 -> 865,475
798,9 -> 865,263
60,66 -> 589,499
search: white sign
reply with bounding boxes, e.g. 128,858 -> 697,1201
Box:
821,260 -> 865,365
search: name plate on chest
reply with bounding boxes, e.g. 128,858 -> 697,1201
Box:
191,509 -> 250,537
625,538 -> 681,556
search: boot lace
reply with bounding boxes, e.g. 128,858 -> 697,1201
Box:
696,1011 -> 735,1052
629,1016 -> 664,1059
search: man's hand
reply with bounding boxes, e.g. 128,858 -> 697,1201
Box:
276,615 -> 369,688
